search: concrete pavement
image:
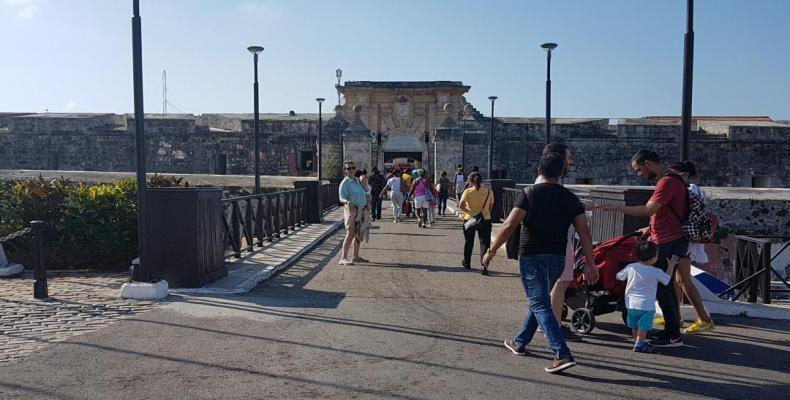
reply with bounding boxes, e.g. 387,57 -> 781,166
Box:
1,205 -> 788,399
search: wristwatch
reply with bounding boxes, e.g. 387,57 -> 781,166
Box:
486,248 -> 497,257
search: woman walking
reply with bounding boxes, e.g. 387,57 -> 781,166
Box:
408,170 -> 433,228
666,161 -> 715,334
380,169 -> 404,223
459,172 -> 494,274
437,171 -> 450,216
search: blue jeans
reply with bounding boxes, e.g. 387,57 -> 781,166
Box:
513,254 -> 571,360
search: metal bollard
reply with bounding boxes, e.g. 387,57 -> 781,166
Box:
31,221 -> 48,299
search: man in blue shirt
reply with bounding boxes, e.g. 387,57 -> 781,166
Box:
338,161 -> 368,265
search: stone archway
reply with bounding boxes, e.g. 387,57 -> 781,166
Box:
382,132 -> 425,170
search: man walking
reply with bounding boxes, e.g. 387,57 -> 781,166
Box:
453,164 -> 466,203
483,153 -> 598,373
369,167 -> 386,221
338,161 -> 368,265
602,149 -> 688,347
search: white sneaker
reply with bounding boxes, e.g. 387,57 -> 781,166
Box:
339,258 -> 354,265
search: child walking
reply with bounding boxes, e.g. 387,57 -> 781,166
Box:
616,241 -> 679,353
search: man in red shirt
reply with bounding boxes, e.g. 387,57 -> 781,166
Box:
604,149 -> 688,348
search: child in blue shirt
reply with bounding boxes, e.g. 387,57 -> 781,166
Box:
616,241 -> 679,353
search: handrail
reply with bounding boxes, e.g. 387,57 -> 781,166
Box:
717,235 -> 790,304
221,188 -> 307,260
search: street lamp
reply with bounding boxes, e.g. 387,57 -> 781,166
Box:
335,68 -> 343,106
541,42 -> 558,145
487,96 -> 497,179
247,45 -> 264,194
131,0 -> 149,283
680,0 -> 694,161
316,98 -> 325,180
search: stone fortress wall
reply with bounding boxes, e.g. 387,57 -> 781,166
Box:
0,81 -> 788,188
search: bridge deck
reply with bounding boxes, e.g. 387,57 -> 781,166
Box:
1,204 -> 788,399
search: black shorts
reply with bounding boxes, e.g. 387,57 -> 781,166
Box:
654,238 -> 689,273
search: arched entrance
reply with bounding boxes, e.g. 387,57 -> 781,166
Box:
382,132 -> 425,171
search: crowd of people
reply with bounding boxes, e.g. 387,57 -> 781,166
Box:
338,146 -> 715,373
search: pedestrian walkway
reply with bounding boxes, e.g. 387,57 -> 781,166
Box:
1,204 -> 788,399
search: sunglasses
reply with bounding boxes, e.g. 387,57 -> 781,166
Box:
345,166 -> 356,170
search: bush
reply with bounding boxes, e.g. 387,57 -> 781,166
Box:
0,175 -> 189,270
57,178 -> 138,269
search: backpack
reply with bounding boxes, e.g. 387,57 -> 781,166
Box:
665,175 -> 719,243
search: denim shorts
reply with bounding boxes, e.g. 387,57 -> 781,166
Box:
627,309 -> 655,330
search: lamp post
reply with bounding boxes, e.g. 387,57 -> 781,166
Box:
541,42 -> 558,145
316,98 -> 325,180
131,0 -> 149,282
247,45 -> 264,194
487,96 -> 497,179
680,0 -> 694,161
335,68 -> 343,106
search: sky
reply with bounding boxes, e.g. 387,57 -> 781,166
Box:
1,0 -> 789,119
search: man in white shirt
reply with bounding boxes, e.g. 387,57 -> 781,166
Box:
380,169 -> 404,223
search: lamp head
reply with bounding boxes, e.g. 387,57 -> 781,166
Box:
336,68 -> 343,79
247,46 -> 264,55
541,42 -> 558,52
488,96 -> 498,102
316,98 -> 325,103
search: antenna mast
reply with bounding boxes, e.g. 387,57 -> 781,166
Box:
162,70 -> 167,115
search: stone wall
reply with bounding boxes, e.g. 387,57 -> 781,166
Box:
1,111 -> 788,187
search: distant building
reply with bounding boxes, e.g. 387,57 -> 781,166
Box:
1,81 -> 788,187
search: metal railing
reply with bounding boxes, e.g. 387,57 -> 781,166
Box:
0,221 -> 47,298
321,182 -> 340,213
221,188 -> 306,260
717,236 -> 790,304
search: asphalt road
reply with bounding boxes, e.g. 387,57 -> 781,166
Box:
1,208 -> 789,399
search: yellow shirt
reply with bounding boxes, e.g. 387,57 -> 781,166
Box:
402,174 -> 413,189
460,186 -> 493,221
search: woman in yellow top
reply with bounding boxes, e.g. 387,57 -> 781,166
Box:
459,172 -> 494,275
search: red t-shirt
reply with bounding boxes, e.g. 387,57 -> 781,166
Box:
649,175 -> 688,244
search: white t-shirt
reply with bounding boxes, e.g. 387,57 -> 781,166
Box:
616,263 -> 671,311
386,177 -> 401,192
454,172 -> 465,186
688,184 -> 710,264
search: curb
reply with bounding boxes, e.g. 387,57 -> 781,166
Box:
171,214 -> 344,295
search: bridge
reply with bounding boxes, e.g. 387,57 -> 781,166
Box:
1,193 -> 788,399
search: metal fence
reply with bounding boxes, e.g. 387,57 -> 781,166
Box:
717,236 -> 790,304
321,182 -> 340,214
221,188 -> 306,260
0,221 -> 48,298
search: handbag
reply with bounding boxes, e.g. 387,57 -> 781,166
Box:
463,189 -> 491,230
422,180 -> 435,202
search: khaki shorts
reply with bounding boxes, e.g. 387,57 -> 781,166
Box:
344,204 -> 359,231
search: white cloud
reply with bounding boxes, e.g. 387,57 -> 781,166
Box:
238,1 -> 281,20
16,4 -> 38,19
4,0 -> 39,20
64,101 -> 78,111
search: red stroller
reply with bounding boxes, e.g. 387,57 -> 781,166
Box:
563,232 -> 643,333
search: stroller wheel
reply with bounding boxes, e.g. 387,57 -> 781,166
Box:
571,308 -> 595,334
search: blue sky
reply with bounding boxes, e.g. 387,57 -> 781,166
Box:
1,0 -> 788,119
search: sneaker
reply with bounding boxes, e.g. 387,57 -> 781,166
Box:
633,344 -> 656,353
338,258 -> 354,266
654,316 -> 665,326
684,319 -> 715,334
545,356 -> 577,374
649,336 -> 683,348
481,267 -> 488,276
503,339 -> 526,356
462,261 -> 471,269
352,256 -> 369,263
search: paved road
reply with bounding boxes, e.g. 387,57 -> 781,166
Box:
1,207 -> 789,399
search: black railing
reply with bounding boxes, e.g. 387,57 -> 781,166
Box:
0,220 -> 47,298
321,182 -> 340,213
221,188 -> 306,260
718,236 -> 790,304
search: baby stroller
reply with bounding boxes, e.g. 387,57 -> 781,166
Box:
563,231 -> 643,334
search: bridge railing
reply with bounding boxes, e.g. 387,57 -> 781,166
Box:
221,188 -> 306,260
717,236 -> 790,304
321,182 -> 340,214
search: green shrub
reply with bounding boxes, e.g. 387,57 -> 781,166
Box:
57,178 -> 138,269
